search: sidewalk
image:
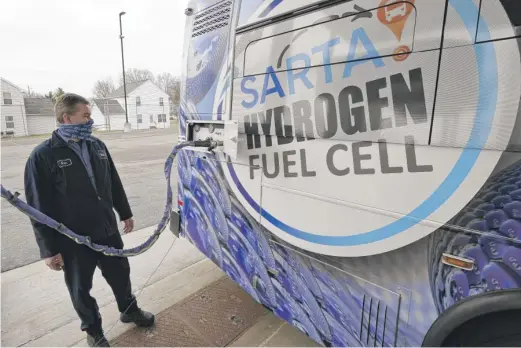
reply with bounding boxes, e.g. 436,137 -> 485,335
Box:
1,227 -> 317,347
1,227 -> 222,347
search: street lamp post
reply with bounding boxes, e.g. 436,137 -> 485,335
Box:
119,11 -> 131,132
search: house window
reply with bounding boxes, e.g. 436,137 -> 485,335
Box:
158,114 -> 167,122
137,114 -> 143,123
3,92 -> 12,105
136,96 -> 141,106
5,116 -> 14,128
150,115 -> 154,123
159,97 -> 164,106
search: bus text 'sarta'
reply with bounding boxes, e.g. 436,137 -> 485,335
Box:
242,65 -> 433,180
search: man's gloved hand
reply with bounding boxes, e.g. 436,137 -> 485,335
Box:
45,253 -> 64,271
122,218 -> 134,234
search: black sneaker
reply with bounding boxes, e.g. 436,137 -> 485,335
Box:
120,308 -> 155,327
87,332 -> 110,347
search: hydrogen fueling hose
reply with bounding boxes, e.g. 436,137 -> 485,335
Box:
0,139 -> 222,257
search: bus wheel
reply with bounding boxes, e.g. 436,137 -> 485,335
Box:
441,309 -> 521,346
422,290 -> 521,347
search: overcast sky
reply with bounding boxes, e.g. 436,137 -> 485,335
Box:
0,0 -> 187,97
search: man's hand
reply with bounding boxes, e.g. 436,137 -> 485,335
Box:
45,253 -> 64,271
122,218 -> 134,234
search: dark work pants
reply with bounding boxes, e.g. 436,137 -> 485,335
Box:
61,232 -> 139,334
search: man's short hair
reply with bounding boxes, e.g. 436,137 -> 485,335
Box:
55,93 -> 90,123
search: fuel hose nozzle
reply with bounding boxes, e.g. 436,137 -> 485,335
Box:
192,139 -> 223,151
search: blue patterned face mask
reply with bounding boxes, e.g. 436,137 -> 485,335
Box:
59,119 -> 94,140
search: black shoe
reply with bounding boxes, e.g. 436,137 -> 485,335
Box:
87,332 -> 110,347
120,308 -> 155,327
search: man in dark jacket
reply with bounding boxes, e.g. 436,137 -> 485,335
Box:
24,93 -> 154,347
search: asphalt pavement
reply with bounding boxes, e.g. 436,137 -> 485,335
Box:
1,127 -> 178,272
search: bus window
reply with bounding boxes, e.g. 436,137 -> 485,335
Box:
477,0 -> 521,42
237,0 -> 324,28
242,2 -> 416,76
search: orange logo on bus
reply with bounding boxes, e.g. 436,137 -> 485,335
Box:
377,0 -> 415,41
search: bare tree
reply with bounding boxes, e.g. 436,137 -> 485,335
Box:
119,68 -> 155,86
156,72 -> 181,113
92,78 -> 116,99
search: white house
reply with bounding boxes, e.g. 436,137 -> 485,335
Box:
108,80 -> 171,130
90,99 -> 127,131
1,78 -> 56,137
1,78 -> 28,137
24,97 -> 56,135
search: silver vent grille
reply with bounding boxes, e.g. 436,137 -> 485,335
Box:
359,294 -> 399,347
192,1 -> 232,37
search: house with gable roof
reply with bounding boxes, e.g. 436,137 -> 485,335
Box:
1,78 -> 56,137
24,97 -> 56,135
104,80 -> 171,131
90,99 -> 127,131
1,78 -> 29,137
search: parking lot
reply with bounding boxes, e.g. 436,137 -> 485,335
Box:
1,127 -> 178,271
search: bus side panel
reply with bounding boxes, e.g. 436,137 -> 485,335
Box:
178,146 -> 420,347
227,0 -> 521,257
228,0 -> 459,259
178,144 -> 521,347
178,0 -> 521,347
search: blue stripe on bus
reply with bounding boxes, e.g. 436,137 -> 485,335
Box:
259,0 -> 283,18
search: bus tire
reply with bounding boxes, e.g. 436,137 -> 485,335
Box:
442,309 -> 521,346
422,289 -> 521,347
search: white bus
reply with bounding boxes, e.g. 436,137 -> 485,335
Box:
173,0 -> 521,345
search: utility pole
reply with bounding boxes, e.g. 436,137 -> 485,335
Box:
119,11 -> 131,132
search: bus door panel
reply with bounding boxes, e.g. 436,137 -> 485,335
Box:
230,0 -> 445,215
430,0 -> 521,151
224,0 -> 454,258
442,0 -> 481,48
233,0 -> 447,147
477,0 -> 521,153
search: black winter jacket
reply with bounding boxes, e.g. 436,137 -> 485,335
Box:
24,131 -> 132,258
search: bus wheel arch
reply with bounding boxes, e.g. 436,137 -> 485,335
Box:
422,289 -> 521,346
